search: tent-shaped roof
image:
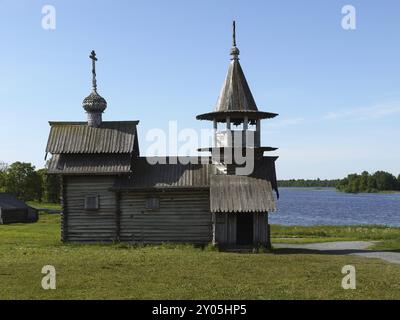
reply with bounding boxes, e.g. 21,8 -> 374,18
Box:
197,22 -> 278,123
0,193 -> 32,210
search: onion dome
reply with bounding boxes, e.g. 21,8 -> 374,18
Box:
82,90 -> 107,113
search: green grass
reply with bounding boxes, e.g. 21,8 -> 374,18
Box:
271,224 -> 400,240
271,225 -> 400,250
26,201 -> 61,210
1,216 -> 400,299
370,240 -> 400,251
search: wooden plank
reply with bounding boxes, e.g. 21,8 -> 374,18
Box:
120,190 -> 212,244
64,175 -> 117,242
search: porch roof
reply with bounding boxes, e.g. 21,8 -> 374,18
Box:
210,175 -> 276,213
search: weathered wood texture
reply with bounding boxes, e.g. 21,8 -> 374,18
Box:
215,212 -> 269,246
64,176 -> 117,242
210,175 -> 276,213
215,214 -> 236,245
61,176 -> 67,242
119,190 -> 212,244
62,175 -> 269,247
46,121 -> 138,154
253,213 -> 269,245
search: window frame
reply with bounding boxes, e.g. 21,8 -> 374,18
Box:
145,197 -> 160,211
84,194 -> 99,211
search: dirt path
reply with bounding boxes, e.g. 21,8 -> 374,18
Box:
273,241 -> 400,265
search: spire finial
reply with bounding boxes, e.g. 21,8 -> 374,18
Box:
233,20 -> 236,47
230,21 -> 240,59
90,50 -> 98,92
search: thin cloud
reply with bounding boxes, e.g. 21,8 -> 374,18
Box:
324,103 -> 400,121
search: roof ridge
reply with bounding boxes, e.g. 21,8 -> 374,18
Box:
49,120 -> 139,126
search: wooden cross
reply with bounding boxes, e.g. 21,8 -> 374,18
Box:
90,50 -> 97,91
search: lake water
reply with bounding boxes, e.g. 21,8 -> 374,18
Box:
269,188 -> 400,227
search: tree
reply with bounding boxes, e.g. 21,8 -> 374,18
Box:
37,168 -> 60,203
373,171 -> 397,191
359,171 -> 369,192
367,174 -> 377,192
0,161 -> 8,191
3,162 -> 42,201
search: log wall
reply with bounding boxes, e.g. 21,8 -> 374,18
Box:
64,176 -> 117,242
119,190 -> 212,244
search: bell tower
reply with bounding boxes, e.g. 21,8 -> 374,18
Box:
196,21 -> 278,175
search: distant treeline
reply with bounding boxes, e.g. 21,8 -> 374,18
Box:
278,179 -> 340,188
0,161 -> 60,203
279,171 -> 400,193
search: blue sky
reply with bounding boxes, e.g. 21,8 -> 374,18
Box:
0,0 -> 399,179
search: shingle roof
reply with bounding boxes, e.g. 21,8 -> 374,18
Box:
0,193 -> 32,210
216,58 -> 258,113
47,154 -> 133,175
210,175 -> 276,213
46,121 -> 138,154
196,47 -> 278,123
114,157 -> 213,190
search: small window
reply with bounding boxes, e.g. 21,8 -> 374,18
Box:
146,197 -> 160,211
85,195 -> 99,211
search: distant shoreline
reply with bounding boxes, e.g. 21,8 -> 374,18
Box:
278,186 -> 400,194
279,171 -> 400,194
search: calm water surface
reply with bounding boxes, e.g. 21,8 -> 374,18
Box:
269,188 -> 400,227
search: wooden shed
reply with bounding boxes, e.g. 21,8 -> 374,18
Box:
0,193 -> 39,224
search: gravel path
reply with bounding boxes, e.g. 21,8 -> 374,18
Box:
274,241 -> 400,265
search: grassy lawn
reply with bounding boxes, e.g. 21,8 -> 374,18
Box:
26,201 -> 61,210
0,215 -> 400,299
